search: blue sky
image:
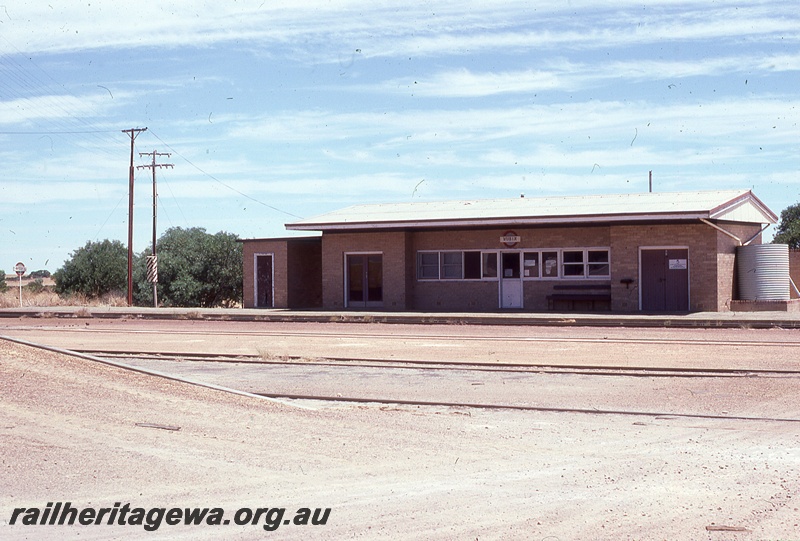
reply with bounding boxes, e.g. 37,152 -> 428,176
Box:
1,0 -> 798,272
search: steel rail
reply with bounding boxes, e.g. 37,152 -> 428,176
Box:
7,337 -> 798,423
5,324 -> 800,347
254,392 -> 800,424
81,349 -> 800,379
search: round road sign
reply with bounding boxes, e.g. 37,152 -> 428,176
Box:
14,262 -> 26,276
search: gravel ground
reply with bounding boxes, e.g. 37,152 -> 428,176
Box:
2,337 -> 800,540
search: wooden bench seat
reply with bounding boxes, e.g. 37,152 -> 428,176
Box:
546,284 -> 611,311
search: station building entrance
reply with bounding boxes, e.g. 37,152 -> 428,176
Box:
346,253 -> 383,308
640,248 -> 690,312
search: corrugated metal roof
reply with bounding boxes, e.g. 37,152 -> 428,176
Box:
287,190 -> 777,231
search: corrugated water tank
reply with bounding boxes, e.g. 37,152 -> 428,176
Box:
736,244 -> 790,301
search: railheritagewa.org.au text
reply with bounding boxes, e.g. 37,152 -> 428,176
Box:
8,502 -> 331,532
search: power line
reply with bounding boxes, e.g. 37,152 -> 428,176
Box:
148,129 -> 304,220
93,191 -> 128,242
0,130 -> 120,134
157,168 -> 190,227
0,36 -> 126,159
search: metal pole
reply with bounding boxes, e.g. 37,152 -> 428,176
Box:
18,274 -> 22,307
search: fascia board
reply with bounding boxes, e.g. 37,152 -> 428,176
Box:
286,212 -> 710,231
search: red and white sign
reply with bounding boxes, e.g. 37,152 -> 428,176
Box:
14,262 -> 26,276
500,231 -> 521,248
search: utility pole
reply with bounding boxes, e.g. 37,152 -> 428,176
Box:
122,127 -> 147,306
137,150 -> 173,308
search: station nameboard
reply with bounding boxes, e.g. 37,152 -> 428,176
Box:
500,232 -> 521,247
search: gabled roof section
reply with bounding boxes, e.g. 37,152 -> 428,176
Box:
286,190 -> 778,231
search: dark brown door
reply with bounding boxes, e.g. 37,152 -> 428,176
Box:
641,249 -> 689,311
255,255 -> 273,308
346,254 -> 383,308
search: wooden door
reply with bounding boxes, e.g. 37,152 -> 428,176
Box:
641,249 -> 689,311
255,254 -> 273,308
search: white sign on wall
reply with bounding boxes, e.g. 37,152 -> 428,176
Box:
500,231 -> 521,247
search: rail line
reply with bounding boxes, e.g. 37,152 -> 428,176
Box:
8,324 -> 800,347
252,392 -> 800,424
6,337 -> 799,424
79,349 -> 800,379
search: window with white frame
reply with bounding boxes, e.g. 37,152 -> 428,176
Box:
482,252 -> 498,279
562,248 -> 610,278
587,250 -> 611,276
417,250 -> 495,281
441,251 -> 463,279
464,251 -> 482,279
562,250 -> 585,277
522,252 -> 540,278
542,251 -> 559,278
418,252 -> 439,279
417,248 -> 609,281
522,249 -> 610,279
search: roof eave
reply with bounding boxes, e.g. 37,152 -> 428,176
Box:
286,211 -> 711,231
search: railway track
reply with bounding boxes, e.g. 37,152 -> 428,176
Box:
6,334 -> 800,424
250,392 -> 800,424
78,349 -> 800,379
71,349 -> 800,424
21,324 -> 800,348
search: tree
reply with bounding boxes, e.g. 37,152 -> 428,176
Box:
133,227 -> 242,307
0,270 -> 7,293
772,202 -> 800,248
53,239 -> 128,298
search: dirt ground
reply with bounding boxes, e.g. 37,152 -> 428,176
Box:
2,334 -> 800,540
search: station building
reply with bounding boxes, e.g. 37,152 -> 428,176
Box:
241,190 -> 781,313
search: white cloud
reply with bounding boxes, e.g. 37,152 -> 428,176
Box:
371,3 -> 799,59
224,96 -> 800,149
0,92 -> 122,125
373,50 -> 800,98
2,0 -> 797,60
389,68 -> 564,97
0,181 -> 122,204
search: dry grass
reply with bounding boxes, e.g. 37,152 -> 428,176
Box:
256,347 -> 290,362
256,347 -> 325,364
0,288 -> 127,309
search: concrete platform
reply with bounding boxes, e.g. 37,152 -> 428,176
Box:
1,305 -> 800,329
